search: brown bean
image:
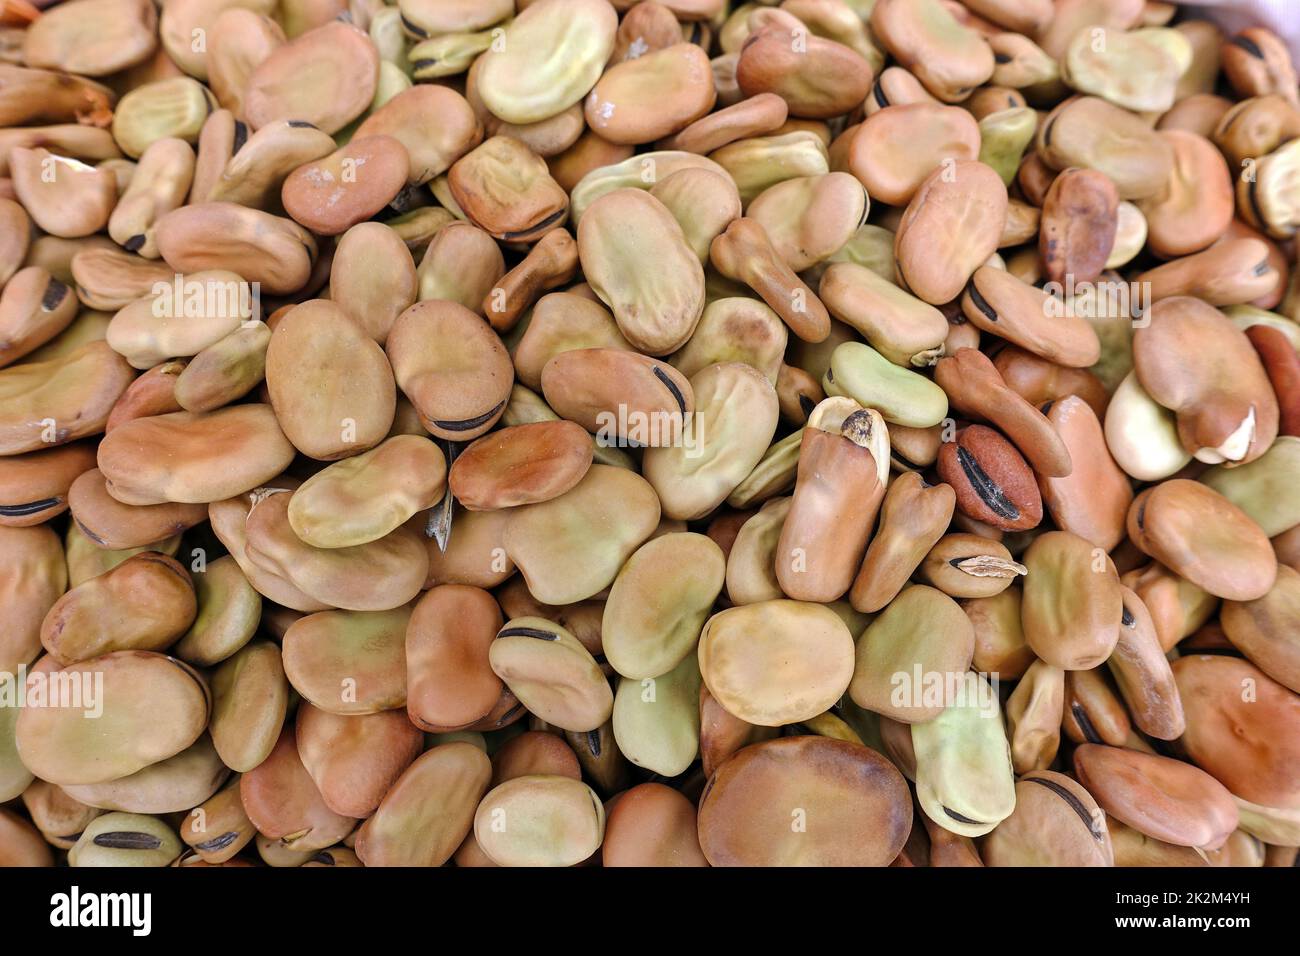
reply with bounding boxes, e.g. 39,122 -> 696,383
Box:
1174,654 -> 1300,809
894,160 -> 1007,305
1073,744 -> 1239,850
1039,167 -> 1118,286
935,347 -> 1073,477
937,424 -> 1042,532
1037,396 -> 1132,551
239,724 -> 356,852
68,467 -> 207,549
406,585 -> 504,733
698,736 -> 911,866
243,20 -> 377,134
281,136 -> 410,237
1127,479 -> 1276,601
736,23 -> 873,118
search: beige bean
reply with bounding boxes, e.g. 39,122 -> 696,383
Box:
578,188 -> 705,355
154,203 -> 317,295
0,340 -> 135,456
10,147 -> 117,239
504,464 -> 660,605
698,599 -> 854,726
265,299 -> 396,460
15,651 -> 210,787
474,0 -> 617,126
244,488 -> 428,612
387,299 -> 514,441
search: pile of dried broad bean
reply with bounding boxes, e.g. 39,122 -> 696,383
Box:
1,0 -> 1300,868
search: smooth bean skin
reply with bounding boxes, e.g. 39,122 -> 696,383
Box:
697,736 -> 911,866
473,774 -> 605,867
2,0 -> 1298,874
